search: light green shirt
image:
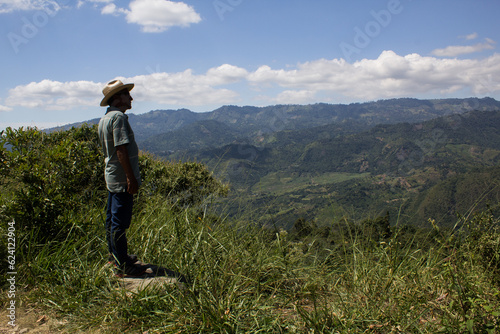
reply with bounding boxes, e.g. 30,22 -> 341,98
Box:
98,107 -> 141,193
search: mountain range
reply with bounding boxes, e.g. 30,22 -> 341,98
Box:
54,97 -> 500,228
56,97 -> 500,146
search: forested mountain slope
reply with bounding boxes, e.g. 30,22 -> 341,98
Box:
192,110 -> 500,228
49,98 -> 500,228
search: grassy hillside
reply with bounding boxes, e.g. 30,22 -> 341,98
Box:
1,126 -> 499,333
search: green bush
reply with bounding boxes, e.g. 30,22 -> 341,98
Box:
138,153 -> 228,210
0,126 -> 105,244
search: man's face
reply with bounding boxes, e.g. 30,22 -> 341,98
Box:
118,90 -> 133,111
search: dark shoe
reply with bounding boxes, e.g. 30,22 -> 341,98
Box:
115,263 -> 147,277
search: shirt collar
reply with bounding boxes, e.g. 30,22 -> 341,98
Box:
106,106 -> 126,116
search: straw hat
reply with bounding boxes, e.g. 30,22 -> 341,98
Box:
100,79 -> 134,106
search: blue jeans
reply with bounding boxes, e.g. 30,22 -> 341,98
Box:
106,191 -> 134,266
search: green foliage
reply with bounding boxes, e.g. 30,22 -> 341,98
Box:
462,211 -> 500,285
425,215 -> 500,333
290,218 -> 317,240
360,211 -> 392,242
410,166 -> 500,227
138,153 -> 228,209
0,125 -> 105,243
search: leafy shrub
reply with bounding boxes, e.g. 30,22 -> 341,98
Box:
0,125 -> 105,244
138,153 -> 228,210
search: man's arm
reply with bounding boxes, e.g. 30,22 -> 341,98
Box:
116,144 -> 138,194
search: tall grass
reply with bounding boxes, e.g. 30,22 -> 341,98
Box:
10,196 -> 498,333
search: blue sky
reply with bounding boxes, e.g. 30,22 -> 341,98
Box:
1,0 -> 499,130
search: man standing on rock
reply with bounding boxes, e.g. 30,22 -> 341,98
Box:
98,79 -> 145,277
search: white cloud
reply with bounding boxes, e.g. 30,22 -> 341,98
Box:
0,104 -> 12,112
205,64 -> 249,85
6,80 -> 102,110
4,64 -> 247,110
461,32 -> 478,40
5,51 -> 500,111
99,0 -> 201,32
431,39 -> 496,57
129,65 -> 245,105
100,3 -> 117,15
0,0 -> 61,14
104,0 -> 202,33
248,51 -> 500,101
77,0 -> 113,10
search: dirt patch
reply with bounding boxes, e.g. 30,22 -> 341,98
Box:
0,308 -> 68,333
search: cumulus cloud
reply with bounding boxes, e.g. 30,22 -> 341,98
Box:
431,38 -> 496,57
4,51 -> 500,111
130,64 -> 247,105
99,0 -> 201,32
0,0 -> 61,14
248,51 -> 500,101
5,64 -> 248,110
6,80 -> 102,110
205,64 -> 249,85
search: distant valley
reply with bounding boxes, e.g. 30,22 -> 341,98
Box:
54,97 -> 500,228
